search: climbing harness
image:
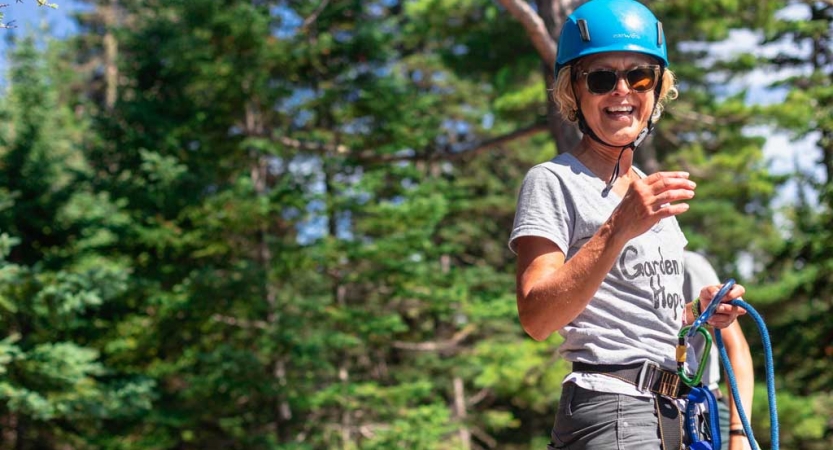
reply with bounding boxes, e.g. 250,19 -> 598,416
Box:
685,386 -> 721,450
677,279 -> 780,450
678,316 -> 721,448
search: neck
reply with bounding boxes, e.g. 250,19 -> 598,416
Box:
570,137 -> 635,180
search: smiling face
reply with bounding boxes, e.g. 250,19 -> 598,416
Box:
573,52 -> 660,147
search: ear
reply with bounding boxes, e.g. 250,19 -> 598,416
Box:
568,109 -> 578,121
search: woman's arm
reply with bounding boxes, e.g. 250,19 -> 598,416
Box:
515,222 -> 627,340
720,321 -> 755,450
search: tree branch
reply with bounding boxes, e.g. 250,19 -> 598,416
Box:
672,110 -> 717,126
470,426 -> 498,449
301,0 -> 329,31
276,121 -> 549,163
392,324 -> 476,351
495,0 -> 557,67
212,314 -> 269,330
359,120 -> 549,164
279,136 -> 349,154
466,388 -> 493,407
439,121 -> 551,161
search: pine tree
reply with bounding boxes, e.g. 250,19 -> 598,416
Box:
0,36 -> 153,450
750,1 -> 833,446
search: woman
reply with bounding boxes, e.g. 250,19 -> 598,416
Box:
508,0 -> 746,448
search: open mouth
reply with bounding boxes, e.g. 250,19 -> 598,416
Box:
605,105 -> 634,118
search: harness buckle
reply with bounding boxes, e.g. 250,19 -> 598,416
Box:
657,368 -> 682,397
637,360 -> 660,392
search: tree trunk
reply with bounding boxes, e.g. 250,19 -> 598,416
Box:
102,0 -> 120,110
245,94 -> 294,442
536,0 -> 583,154
454,376 -> 472,450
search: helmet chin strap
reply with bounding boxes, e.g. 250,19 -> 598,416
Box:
576,112 -> 653,197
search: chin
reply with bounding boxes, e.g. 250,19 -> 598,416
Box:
603,130 -> 641,146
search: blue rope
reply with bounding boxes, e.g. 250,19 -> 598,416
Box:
683,279 -> 779,450
715,298 -> 779,450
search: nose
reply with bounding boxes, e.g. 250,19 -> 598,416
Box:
611,74 -> 630,95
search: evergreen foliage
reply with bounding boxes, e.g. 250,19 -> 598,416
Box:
0,0 -> 829,448
751,4 -> 833,447
0,37 -> 153,448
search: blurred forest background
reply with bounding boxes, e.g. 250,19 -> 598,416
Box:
0,0 -> 830,449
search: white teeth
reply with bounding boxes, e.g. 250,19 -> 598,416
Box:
606,106 -> 633,112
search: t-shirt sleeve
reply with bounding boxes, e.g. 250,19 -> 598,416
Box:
508,165 -> 573,255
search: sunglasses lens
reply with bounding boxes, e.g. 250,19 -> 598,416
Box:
627,68 -> 657,92
586,71 -> 617,94
583,67 -> 659,94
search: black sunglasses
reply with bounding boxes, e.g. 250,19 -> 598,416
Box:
576,65 -> 661,95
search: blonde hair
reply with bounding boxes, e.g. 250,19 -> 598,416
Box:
553,64 -> 678,123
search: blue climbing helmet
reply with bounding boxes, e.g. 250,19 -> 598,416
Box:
555,0 -> 668,74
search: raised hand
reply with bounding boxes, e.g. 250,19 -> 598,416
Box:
609,171 -> 696,240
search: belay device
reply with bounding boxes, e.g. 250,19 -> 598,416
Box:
676,279 -> 780,450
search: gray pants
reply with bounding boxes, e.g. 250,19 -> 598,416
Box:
548,382 -> 662,449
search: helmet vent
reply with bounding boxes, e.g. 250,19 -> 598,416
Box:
577,19 -> 591,42
656,22 -> 664,46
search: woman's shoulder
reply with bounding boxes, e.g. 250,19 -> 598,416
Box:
527,153 -> 583,178
523,153 -> 594,190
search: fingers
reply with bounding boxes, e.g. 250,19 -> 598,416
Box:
715,304 -> 746,315
699,283 -> 745,306
724,284 -> 746,302
708,313 -> 736,328
707,304 -> 747,327
700,283 -> 747,328
612,172 -> 696,239
644,171 -> 696,195
644,171 -> 691,185
655,202 -> 690,216
648,174 -> 696,202
634,172 -> 697,215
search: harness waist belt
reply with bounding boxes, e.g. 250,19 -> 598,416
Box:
573,361 -> 692,399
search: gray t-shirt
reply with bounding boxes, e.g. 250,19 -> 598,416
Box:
509,153 -> 688,370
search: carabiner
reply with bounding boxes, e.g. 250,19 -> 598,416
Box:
677,325 -> 712,387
